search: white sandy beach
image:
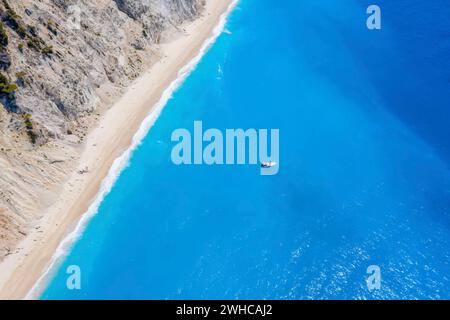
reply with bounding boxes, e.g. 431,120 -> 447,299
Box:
0,0 -> 234,299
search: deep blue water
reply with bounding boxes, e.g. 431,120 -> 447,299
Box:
42,0 -> 450,299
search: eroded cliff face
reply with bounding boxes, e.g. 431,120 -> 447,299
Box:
0,0 -> 204,259
1,0 -> 204,137
114,0 -> 202,21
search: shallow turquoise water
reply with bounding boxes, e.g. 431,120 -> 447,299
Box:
42,0 -> 450,299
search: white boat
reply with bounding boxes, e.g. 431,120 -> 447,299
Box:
261,161 -> 277,168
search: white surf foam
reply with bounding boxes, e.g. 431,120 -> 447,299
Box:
25,0 -> 239,300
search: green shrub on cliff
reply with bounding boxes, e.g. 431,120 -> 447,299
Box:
42,45 -> 53,56
46,20 -> 58,36
3,0 -> 21,31
1,83 -> 17,93
17,25 -> 27,38
15,71 -> 26,79
22,113 -> 37,144
0,72 -> 18,94
23,114 -> 32,129
27,37 -> 39,50
0,23 -> 8,47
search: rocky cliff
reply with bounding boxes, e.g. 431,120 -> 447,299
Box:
0,0 -> 204,259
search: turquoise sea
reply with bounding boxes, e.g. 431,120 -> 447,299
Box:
42,0 -> 450,299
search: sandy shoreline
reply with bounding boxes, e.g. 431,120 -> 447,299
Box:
0,0 -> 234,300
